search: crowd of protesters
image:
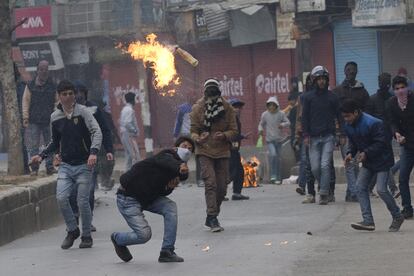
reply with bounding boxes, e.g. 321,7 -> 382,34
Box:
287,63 -> 414,233
12,58 -> 414,265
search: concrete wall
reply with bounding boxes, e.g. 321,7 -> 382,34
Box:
0,177 -> 61,246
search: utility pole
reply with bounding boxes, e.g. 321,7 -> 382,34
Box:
133,0 -> 154,157
0,1 -> 24,175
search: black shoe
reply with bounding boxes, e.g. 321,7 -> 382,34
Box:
61,228 -> 80,249
111,233 -> 132,262
319,195 -> 329,205
328,194 -> 335,203
79,236 -> 93,248
389,216 -> 404,232
351,221 -> 375,231
158,249 -> 184,263
296,187 -> 305,196
402,209 -> 413,219
232,193 -> 250,200
205,216 -> 223,232
223,197 -> 229,201
91,224 -> 97,232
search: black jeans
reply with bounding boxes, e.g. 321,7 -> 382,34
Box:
229,150 -> 244,194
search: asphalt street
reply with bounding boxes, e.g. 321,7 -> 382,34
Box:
1,183 -> 414,276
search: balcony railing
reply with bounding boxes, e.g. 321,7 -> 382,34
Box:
59,0 -> 135,37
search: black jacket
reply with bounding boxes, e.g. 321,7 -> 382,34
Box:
40,103 -> 102,165
230,114 -> 245,151
344,113 -> 394,172
119,149 -> 187,207
333,80 -> 370,110
365,89 -> 393,140
302,88 -> 341,137
388,93 -> 414,150
85,100 -> 113,154
27,78 -> 56,124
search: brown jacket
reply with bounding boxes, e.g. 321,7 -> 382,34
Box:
190,97 -> 237,158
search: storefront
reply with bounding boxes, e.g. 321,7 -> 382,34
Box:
333,19 -> 380,94
145,39 -> 294,147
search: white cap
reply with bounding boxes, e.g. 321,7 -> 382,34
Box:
266,96 -> 279,106
204,78 -> 220,89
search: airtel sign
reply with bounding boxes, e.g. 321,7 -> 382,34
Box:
15,6 -> 54,38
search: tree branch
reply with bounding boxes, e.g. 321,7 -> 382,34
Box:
10,17 -> 28,35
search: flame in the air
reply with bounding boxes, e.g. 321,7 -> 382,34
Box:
125,33 -> 180,95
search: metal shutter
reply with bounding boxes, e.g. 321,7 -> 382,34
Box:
333,19 -> 379,94
380,29 -> 414,80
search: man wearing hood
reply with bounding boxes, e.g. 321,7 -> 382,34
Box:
302,66 -> 342,205
388,76 -> 414,219
190,78 -> 237,232
333,61 -> 370,202
258,96 -> 290,184
111,136 -> 195,263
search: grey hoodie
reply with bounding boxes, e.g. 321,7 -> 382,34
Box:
258,109 -> 290,142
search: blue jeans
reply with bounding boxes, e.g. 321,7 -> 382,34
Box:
25,123 -> 53,171
69,168 -> 96,216
399,147 -> 414,212
113,194 -> 178,250
356,167 -> 401,224
267,141 -> 282,181
298,141 -> 314,191
56,163 -> 92,236
340,142 -> 358,197
309,135 -> 334,196
391,159 -> 400,175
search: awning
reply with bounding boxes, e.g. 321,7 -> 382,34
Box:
167,0 -> 279,12
170,0 -> 279,41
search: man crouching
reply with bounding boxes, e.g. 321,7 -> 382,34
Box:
111,136 -> 194,263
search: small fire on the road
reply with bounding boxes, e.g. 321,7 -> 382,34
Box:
124,33 -> 180,96
242,156 -> 260,188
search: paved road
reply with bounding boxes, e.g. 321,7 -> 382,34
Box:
1,183 -> 413,276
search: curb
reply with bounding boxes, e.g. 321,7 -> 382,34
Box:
0,176 -> 61,246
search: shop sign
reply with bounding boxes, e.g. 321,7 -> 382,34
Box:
15,6 -> 55,38
353,0 -> 406,27
19,41 -> 64,71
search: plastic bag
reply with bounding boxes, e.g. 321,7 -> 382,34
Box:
256,135 -> 263,148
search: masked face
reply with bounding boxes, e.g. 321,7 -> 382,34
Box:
204,86 -> 221,99
394,84 -> 408,97
176,147 -> 191,162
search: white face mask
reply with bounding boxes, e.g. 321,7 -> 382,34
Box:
177,147 -> 191,162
